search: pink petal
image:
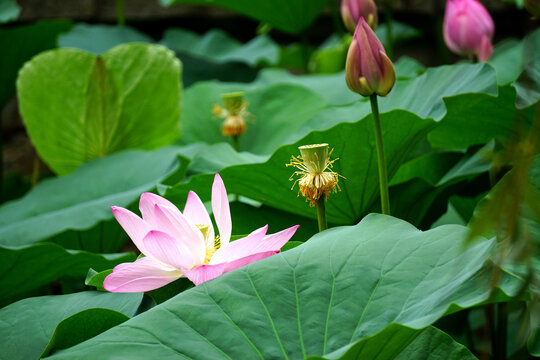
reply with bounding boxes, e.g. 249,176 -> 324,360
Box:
183,191 -> 215,240
209,225 -> 268,264
103,257 -> 182,292
181,263 -> 225,286
212,174 -> 232,246
111,206 -> 151,254
223,251 -> 278,273
139,192 -> 179,227
477,35 -> 493,62
142,230 -> 195,269
153,204 -> 206,265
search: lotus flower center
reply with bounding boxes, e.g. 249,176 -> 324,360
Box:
196,224 -> 220,264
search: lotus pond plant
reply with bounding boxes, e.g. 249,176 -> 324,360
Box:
104,174 -> 299,289
287,143 -> 341,231
345,17 -> 395,215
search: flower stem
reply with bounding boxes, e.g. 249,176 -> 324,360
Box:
494,302 -> 508,360
369,94 -> 390,215
316,198 -> 328,232
116,0 -> 125,27
232,136 -> 239,201
0,113 -> 3,204
232,135 -> 240,152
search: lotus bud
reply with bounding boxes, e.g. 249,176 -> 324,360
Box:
345,18 -> 395,97
341,0 -> 378,33
524,0 -> 540,18
212,92 -> 253,137
443,0 -> 495,62
287,144 -> 341,207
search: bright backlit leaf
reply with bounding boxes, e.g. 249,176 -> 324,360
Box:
17,43 -> 182,174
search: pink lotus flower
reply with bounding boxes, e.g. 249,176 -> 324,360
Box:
443,0 -> 495,61
345,17 -> 395,97
341,0 -> 378,33
103,174 -> 299,291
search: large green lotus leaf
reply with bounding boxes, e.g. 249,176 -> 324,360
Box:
0,20 -> 73,107
179,83 -> 328,153
57,23 -> 152,54
0,291 -> 142,360
161,28 -> 279,66
47,215 -> 521,359
488,28 -> 540,107
160,0 -> 328,34
428,86 -> 534,149
383,144 -> 492,228
0,147 -> 187,248
41,308 -> 131,357
0,0 -> 20,23
489,38 -> 524,85
308,325 -> 475,360
17,43 -> 182,174
489,28 -> 540,85
514,53 -> 540,109
166,110 -> 435,225
0,243 -> 135,307
254,62 -> 497,120
394,326 -> 476,360
250,54 -> 429,106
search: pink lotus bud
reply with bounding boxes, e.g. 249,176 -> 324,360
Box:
345,18 -> 395,97
524,0 -> 540,18
341,0 -> 378,32
443,0 -> 495,62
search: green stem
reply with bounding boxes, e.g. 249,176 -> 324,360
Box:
115,0 -> 125,27
0,113 -> 3,204
31,155 -> 40,187
383,3 -> 394,60
232,136 -> 239,201
300,32 -> 310,73
232,135 -> 240,152
316,198 -> 328,232
369,94 -> 390,215
495,302 -> 508,360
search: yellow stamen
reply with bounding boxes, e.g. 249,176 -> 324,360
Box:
196,224 -> 221,265
287,146 -> 343,207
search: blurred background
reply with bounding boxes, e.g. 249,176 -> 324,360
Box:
1,0 -> 537,200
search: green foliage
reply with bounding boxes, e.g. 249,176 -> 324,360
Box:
0,0 -> 20,23
0,291 -> 142,360
46,215 -> 521,359
307,325 -> 476,360
3,12 -> 539,360
41,308 -> 131,357
85,268 -> 113,291
16,43 -> 182,174
161,28 -> 279,66
0,243 -> 135,306
0,20 -> 73,107
159,0 -> 329,34
0,147 -> 188,248
165,110 -> 435,225
179,83 -> 328,152
58,23 -> 152,54
375,21 -> 421,49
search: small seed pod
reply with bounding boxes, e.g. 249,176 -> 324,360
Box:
212,92 -> 253,137
287,144 -> 342,207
